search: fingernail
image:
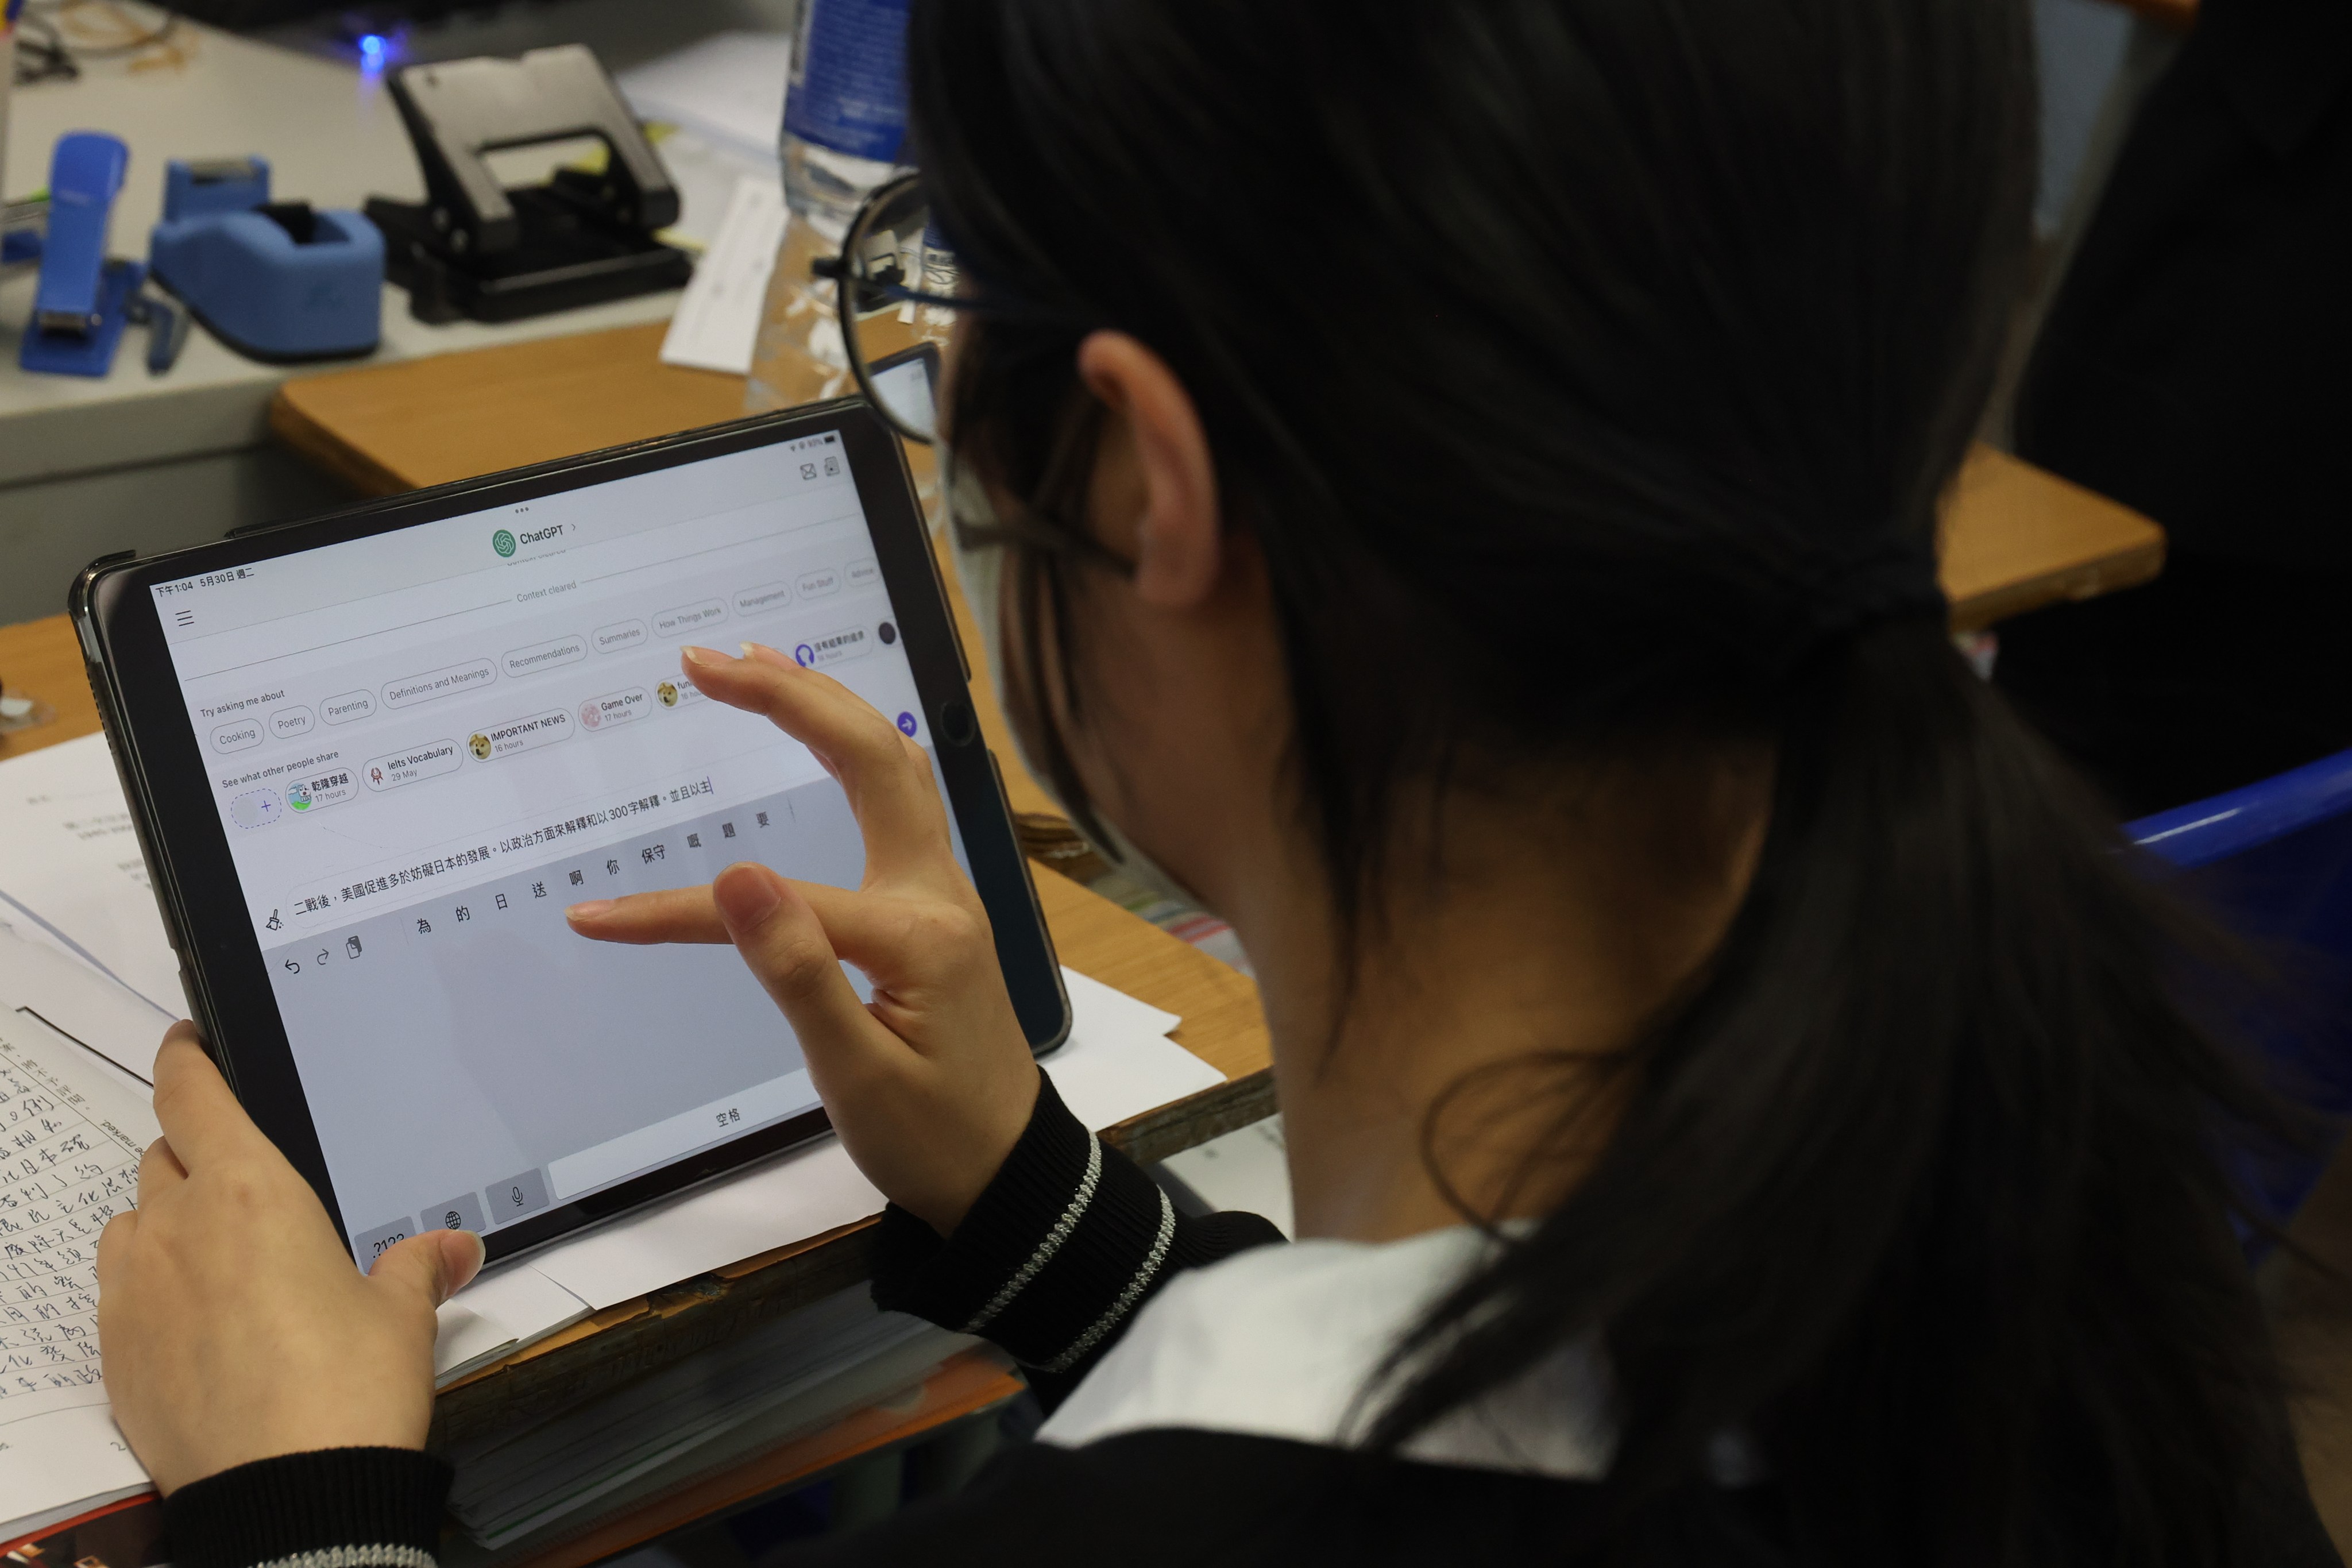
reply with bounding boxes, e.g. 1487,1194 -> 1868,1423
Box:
565,900 -> 614,921
681,645 -> 729,666
453,1230 -> 486,1292
712,863 -> 782,928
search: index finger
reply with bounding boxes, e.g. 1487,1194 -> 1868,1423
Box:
681,644 -> 957,885
149,1026 -> 271,1172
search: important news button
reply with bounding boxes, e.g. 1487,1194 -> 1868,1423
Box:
467,708 -> 573,761
364,740 -> 462,791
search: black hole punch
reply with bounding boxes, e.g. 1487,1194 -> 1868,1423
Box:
937,698 -> 978,747
878,621 -> 898,645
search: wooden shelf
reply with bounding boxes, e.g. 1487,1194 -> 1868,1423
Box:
270,323 -> 2169,652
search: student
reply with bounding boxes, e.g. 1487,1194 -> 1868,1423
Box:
96,1 -> 2342,1564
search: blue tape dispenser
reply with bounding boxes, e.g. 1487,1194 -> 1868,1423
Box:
20,131 -> 142,378
149,156 -> 384,361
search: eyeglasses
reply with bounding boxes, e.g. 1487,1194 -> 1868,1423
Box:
812,172 -> 961,446
818,176 -> 1133,576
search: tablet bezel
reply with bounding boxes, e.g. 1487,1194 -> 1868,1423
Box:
72,400 -> 1070,1266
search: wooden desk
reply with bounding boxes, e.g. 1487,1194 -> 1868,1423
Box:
0,611 -> 1272,1566
1937,445 -> 2166,632
269,322 -> 2168,651
0,615 -> 101,765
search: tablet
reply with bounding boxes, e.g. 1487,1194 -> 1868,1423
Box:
72,401 -> 1069,1268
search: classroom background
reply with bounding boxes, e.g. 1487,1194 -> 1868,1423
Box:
0,0 -> 2343,1562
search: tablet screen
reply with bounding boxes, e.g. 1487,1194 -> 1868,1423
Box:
149,432 -> 954,1261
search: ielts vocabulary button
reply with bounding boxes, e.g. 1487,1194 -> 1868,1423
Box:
364,740 -> 462,791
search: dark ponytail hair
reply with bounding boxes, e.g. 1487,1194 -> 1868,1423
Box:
907,0 -> 2310,1559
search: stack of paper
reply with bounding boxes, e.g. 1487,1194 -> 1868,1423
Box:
448,1286 -> 958,1548
616,32 -> 793,169
0,733 -> 1227,1543
0,995 -> 158,1540
616,32 -> 790,264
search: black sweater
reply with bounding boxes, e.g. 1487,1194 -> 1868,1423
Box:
161,1076 -> 2345,1568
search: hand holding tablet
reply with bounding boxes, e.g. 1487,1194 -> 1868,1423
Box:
567,641 -> 1041,1237
74,401 -> 1069,1268
96,1026 -> 482,1494
94,638 -> 1053,1491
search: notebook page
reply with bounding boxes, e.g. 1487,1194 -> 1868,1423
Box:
0,1009 -> 158,1530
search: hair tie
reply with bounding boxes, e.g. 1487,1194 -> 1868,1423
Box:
1797,541 -> 1947,643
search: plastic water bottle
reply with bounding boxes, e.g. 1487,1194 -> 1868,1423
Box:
746,0 -> 915,416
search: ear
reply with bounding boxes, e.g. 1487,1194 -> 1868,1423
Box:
1076,331 -> 1222,610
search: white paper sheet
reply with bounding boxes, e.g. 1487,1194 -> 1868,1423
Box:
0,735 -> 183,1019
658,175 -> 787,375
1159,1115 -> 1294,1238
617,31 -> 793,165
0,923 -> 173,1085
0,952 -> 1222,1537
432,966 -> 1213,1361
526,967 -> 1225,1310
0,740 -> 1234,1392
644,126 -> 779,252
434,1261 -> 593,1387
0,1010 -> 161,1538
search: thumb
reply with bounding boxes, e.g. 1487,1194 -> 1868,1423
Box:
366,1226 -> 485,1307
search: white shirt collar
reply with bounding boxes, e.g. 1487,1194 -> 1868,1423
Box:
1036,1224 -> 1617,1480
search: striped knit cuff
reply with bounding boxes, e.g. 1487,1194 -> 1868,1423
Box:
872,1070 -> 1178,1377
164,1447 -> 451,1568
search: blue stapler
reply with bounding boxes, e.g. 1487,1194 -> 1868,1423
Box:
149,157 -> 384,361
20,132 -> 142,378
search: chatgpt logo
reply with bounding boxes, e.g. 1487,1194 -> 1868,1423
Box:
493,528 -> 517,557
